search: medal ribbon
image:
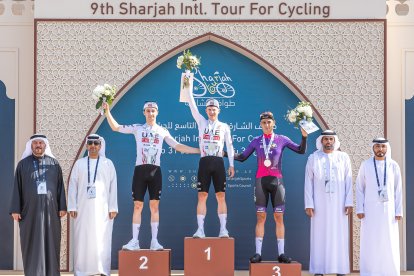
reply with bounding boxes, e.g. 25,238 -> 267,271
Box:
262,133 -> 274,161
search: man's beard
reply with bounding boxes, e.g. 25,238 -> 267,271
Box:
375,151 -> 386,158
323,144 -> 334,151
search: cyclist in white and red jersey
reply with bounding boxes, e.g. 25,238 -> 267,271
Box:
186,88 -> 235,239
103,101 -> 199,251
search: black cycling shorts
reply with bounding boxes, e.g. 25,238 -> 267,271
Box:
132,164 -> 162,201
255,176 -> 285,213
197,156 -> 226,193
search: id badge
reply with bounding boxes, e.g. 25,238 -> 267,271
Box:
87,186 -> 96,199
379,189 -> 389,202
37,181 -> 47,195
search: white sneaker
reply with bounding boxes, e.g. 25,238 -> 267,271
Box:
150,239 -> 164,251
122,239 -> 140,251
219,228 -> 229,238
193,228 -> 205,238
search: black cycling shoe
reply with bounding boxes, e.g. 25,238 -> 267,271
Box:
249,253 -> 262,263
277,253 -> 292,263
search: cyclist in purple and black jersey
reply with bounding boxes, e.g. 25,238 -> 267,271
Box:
234,111 -> 307,264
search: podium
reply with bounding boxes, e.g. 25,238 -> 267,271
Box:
118,249 -> 171,276
249,261 -> 302,276
184,237 -> 234,276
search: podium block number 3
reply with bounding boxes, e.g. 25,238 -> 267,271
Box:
272,265 -> 281,276
139,256 -> 148,270
204,247 -> 211,261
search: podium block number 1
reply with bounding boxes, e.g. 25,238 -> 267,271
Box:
139,256 -> 148,270
272,265 -> 281,276
204,247 -> 211,261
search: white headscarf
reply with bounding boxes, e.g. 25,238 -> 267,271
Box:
86,134 -> 106,157
21,134 -> 55,160
371,137 -> 392,159
316,130 -> 340,151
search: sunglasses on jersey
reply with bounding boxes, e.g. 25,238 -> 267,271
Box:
87,140 -> 101,146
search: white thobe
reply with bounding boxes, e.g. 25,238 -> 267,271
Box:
304,150 -> 353,274
68,157 -> 118,276
356,158 -> 403,276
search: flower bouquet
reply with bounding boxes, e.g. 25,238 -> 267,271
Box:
92,84 -> 116,115
285,101 -> 319,134
177,49 -> 201,102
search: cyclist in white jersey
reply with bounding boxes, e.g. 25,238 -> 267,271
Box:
103,101 -> 199,251
186,89 -> 235,238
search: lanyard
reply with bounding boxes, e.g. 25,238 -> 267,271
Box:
323,154 -> 331,184
33,156 -> 46,183
373,157 -> 386,190
262,133 -> 274,159
88,157 -> 100,186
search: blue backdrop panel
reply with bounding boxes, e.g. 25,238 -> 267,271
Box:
0,80 -> 15,269
96,41 -> 318,270
406,97 -> 414,269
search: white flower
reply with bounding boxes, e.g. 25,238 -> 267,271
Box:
288,110 -> 297,123
92,85 -> 104,99
176,56 -> 184,69
296,106 -> 305,113
303,106 -> 313,117
189,56 -> 200,66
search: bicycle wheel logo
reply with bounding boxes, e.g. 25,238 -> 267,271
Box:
192,68 -> 236,99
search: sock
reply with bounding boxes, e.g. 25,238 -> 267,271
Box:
197,215 -> 205,231
277,239 -> 285,255
151,222 -> 159,241
132,223 -> 140,241
218,213 -> 227,230
255,237 -> 263,255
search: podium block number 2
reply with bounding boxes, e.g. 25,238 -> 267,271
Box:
272,265 -> 281,276
139,256 -> 148,270
204,247 -> 211,261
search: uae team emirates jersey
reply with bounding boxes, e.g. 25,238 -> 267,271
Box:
118,123 -> 178,166
186,90 -> 235,167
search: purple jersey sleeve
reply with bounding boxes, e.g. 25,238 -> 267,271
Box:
234,136 -> 259,162
235,134 -> 306,178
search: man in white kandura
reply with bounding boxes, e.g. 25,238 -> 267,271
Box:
304,130 -> 353,276
356,138 -> 403,276
103,101 -> 199,251
68,134 -> 118,276
186,90 -> 235,238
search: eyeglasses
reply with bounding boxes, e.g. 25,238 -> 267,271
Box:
87,140 -> 101,146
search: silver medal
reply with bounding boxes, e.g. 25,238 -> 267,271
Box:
264,159 -> 271,167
